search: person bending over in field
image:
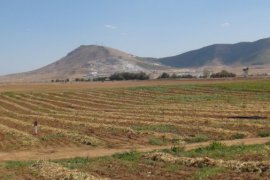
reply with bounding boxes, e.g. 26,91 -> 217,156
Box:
33,120 -> 39,135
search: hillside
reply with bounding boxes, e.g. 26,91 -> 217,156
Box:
0,45 -> 169,82
158,38 -> 270,67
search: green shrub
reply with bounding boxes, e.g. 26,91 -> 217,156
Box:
199,142 -> 226,152
170,146 -> 185,155
113,151 -> 141,162
4,161 -> 32,169
148,137 -> 165,146
190,167 -> 225,180
132,124 -> 178,133
187,134 -> 209,143
231,133 -> 245,139
258,131 -> 270,137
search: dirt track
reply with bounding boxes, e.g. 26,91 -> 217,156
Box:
1,137 -> 270,162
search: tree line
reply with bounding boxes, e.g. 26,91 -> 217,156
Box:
51,70 -> 237,82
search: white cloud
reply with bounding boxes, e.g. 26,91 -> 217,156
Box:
220,22 -> 231,28
104,24 -> 117,30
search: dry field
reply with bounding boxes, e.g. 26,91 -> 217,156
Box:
0,79 -> 269,151
0,78 -> 270,179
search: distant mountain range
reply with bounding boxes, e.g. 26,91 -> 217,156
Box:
0,37 -> 270,82
158,37 -> 270,67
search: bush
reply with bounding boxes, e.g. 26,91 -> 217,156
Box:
210,70 -> 236,78
187,134 -> 209,143
113,151 -> 141,161
257,131 -> 270,137
148,137 -> 166,146
231,133 -> 245,139
170,146 -> 185,155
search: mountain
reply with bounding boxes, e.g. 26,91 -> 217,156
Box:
0,45 -> 169,82
158,38 -> 270,67
1,38 -> 270,83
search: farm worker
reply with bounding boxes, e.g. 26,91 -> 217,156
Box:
33,121 -> 39,135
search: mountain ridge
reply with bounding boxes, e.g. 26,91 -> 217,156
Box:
158,37 -> 270,67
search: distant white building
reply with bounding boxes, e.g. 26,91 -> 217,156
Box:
242,67 -> 249,77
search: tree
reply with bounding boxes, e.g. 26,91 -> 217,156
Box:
109,72 -> 149,81
158,72 -> 170,79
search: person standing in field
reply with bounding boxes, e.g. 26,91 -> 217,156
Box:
33,121 -> 39,135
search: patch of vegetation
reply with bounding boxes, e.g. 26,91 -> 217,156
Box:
265,141 -> 270,146
257,131 -> 270,137
41,134 -> 65,141
230,133 -> 245,139
57,151 -> 143,174
167,146 -> 185,155
204,80 -> 270,92
127,83 -> 198,93
148,137 -> 166,146
188,167 -> 225,180
113,151 -> 142,162
186,134 -> 209,143
132,124 -> 179,133
165,142 -> 269,160
128,85 -> 170,93
160,94 -> 221,102
255,94 -> 270,101
4,161 -> 33,169
166,142 -> 268,159
56,156 -> 112,170
165,164 -> 183,172
2,91 -> 15,98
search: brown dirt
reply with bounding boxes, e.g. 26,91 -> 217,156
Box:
1,137 -> 270,162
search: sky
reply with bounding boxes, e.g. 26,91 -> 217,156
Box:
1,0 -> 270,75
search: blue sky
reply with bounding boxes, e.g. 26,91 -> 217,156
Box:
1,0 -> 270,75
